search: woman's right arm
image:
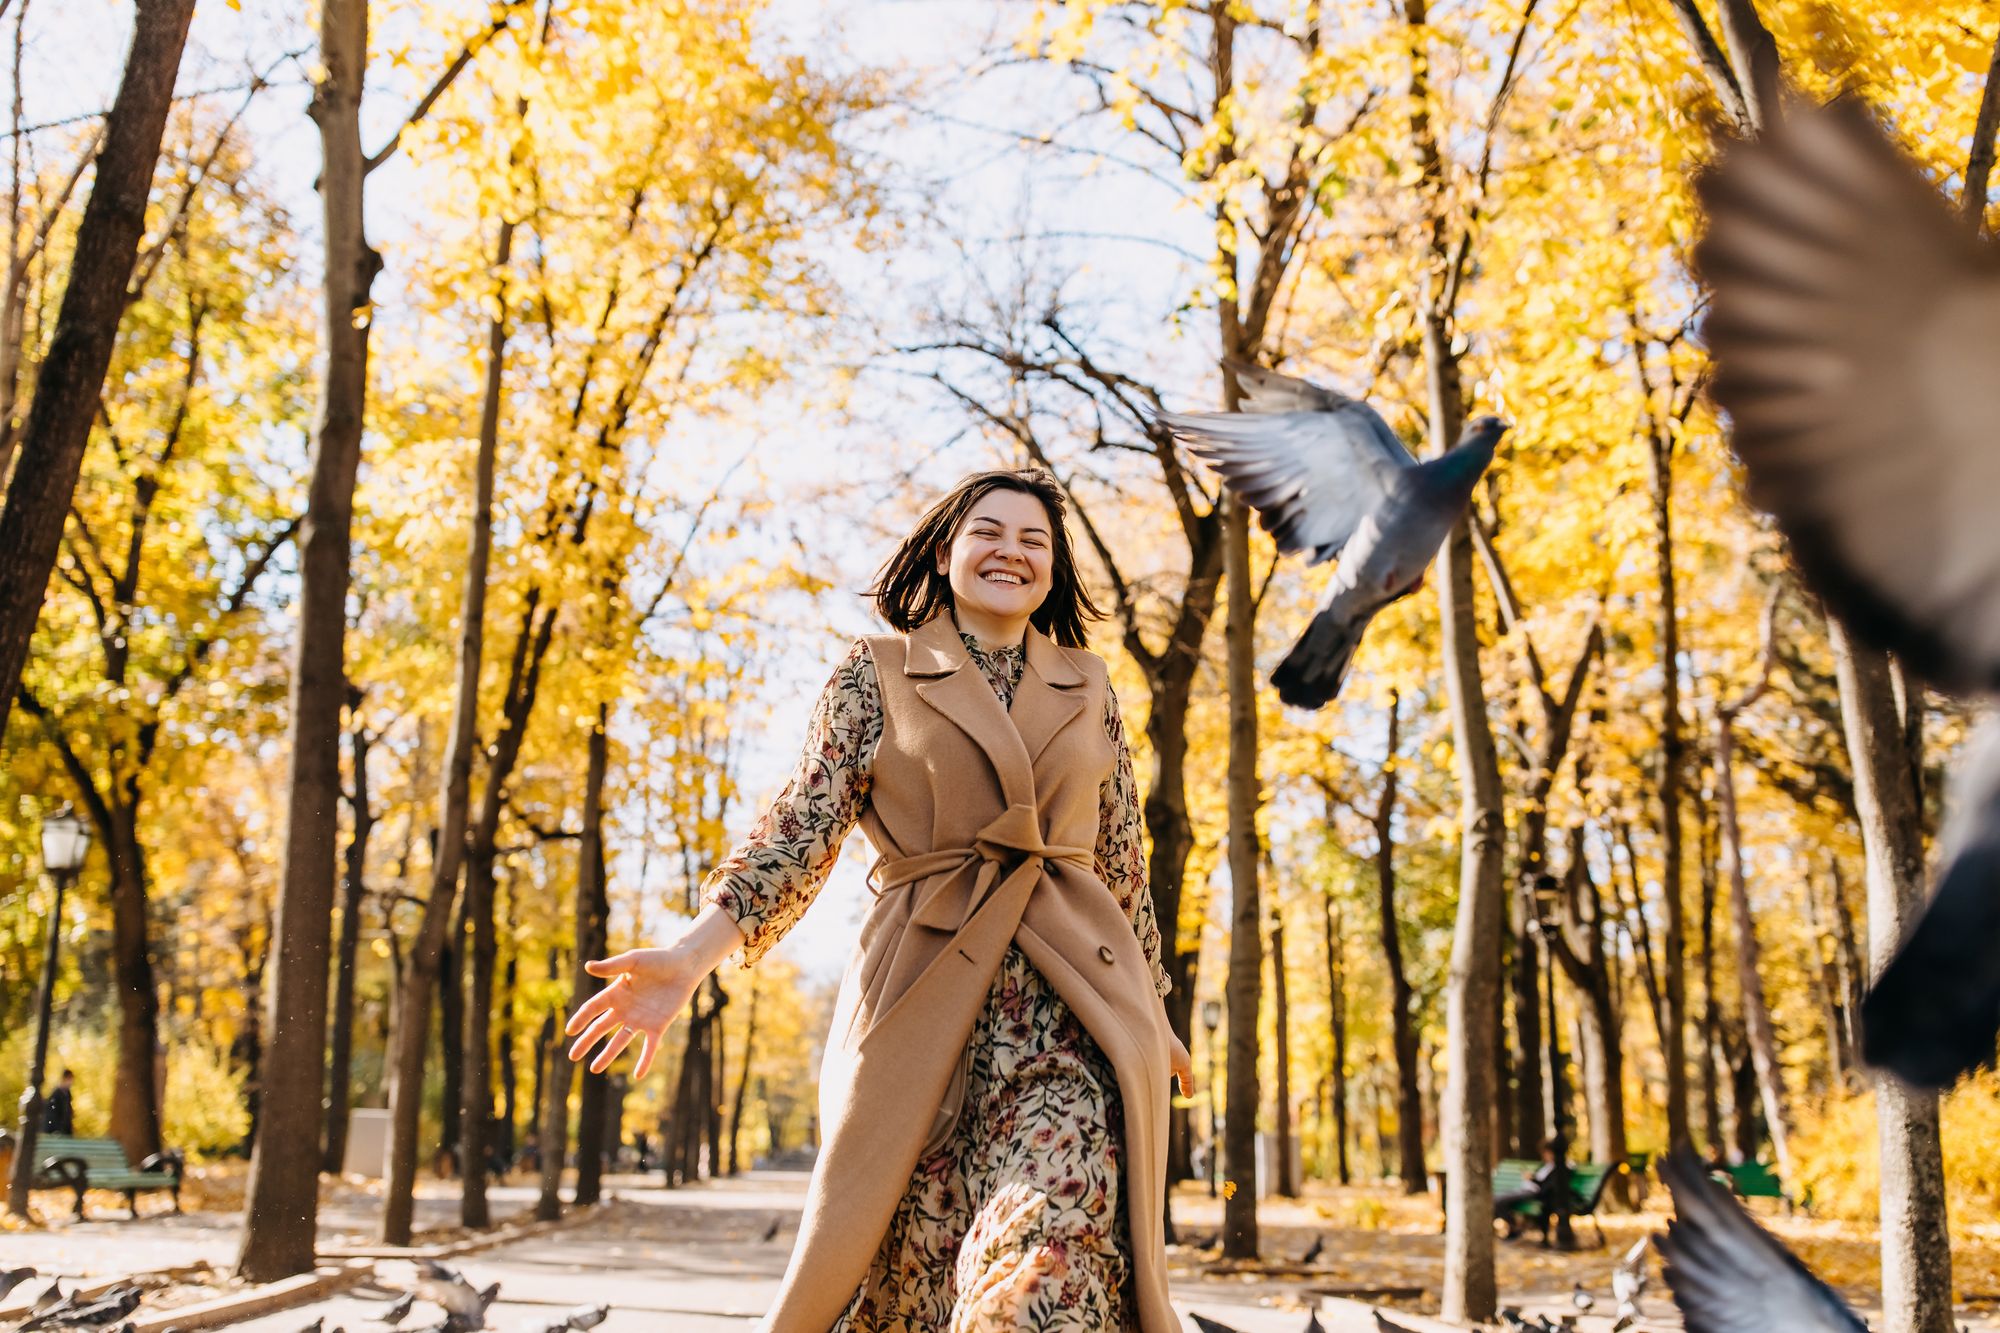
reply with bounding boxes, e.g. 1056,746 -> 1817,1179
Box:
566,641 -> 881,1075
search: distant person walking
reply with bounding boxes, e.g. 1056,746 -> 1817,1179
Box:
43,1069 -> 75,1136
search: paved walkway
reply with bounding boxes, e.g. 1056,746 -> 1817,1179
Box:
7,1169 -> 1995,1331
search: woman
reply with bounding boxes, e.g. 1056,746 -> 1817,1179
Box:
565,467 -> 1193,1332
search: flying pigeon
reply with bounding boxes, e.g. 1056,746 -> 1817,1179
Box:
1656,1148 -> 1866,1332
1695,94 -> 2000,1088
29,1283 -> 64,1317
1161,360 -> 1508,708
375,1294 -> 415,1326
0,1269 -> 39,1304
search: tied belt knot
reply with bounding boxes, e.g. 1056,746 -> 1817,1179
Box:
871,803 -> 1093,934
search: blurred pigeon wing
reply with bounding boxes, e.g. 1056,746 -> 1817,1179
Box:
1697,97 -> 2000,694
1162,406 -> 1412,564
1862,715 -> 2000,1086
1656,1150 -> 1866,1333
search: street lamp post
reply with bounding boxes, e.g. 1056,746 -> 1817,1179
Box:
8,806 -> 91,1216
1201,999 -> 1222,1199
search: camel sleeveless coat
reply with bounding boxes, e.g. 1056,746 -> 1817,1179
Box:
760,615 -> 1177,1332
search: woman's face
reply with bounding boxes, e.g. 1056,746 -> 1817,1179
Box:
936,488 -> 1056,628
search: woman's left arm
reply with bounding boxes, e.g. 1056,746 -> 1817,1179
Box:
1096,685 -> 1172,999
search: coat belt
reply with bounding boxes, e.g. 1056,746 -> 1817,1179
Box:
872,802 -> 1093,934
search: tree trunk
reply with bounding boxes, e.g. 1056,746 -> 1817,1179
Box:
1219,486 -> 1263,1258
573,705 -> 612,1204
1698,810 -> 1725,1155
1322,889 -> 1350,1185
498,901 -> 519,1168
99,803 -> 163,1162
728,976 -> 758,1176
236,0 -> 384,1276
440,897 -> 465,1173
1270,914 -> 1294,1197
324,695 -> 373,1174
534,993 -> 571,1221
1509,884 -> 1543,1157
460,839 -> 498,1225
454,207 -> 519,1227
1714,713 -> 1791,1179
1646,428 -> 1692,1149
1374,694 -> 1425,1194
0,0 -> 195,734
1832,624 -> 1954,1333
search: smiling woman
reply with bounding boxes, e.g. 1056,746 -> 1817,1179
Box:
565,467 -> 1193,1332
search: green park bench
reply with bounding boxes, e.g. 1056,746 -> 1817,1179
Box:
1712,1159 -> 1809,1213
0,1131 -> 183,1219
1492,1157 -> 1615,1248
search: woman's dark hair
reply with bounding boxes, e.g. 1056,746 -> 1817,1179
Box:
867,468 -> 1103,648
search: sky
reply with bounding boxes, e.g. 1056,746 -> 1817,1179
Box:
26,0 -> 1226,985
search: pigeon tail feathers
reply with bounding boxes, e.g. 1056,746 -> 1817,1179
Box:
1273,606 -> 1363,708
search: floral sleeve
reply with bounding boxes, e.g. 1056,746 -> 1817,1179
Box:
1096,684 -> 1171,998
700,639 -> 882,967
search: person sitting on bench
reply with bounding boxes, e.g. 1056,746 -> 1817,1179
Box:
1494,1137 -> 1564,1237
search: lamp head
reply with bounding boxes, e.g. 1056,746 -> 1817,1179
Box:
41,804 -> 90,874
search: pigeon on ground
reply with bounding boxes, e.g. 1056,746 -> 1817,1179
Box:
1612,1232 -> 1650,1327
1570,1282 -> 1595,1312
1695,94 -> 2000,1088
1161,360 -> 1507,708
411,1262 -> 497,1329
375,1293 -> 415,1326
1372,1311 -> 1422,1332
533,1303 -> 609,1333
1656,1148 -> 1866,1332
760,1217 -> 780,1243
1300,1233 -> 1324,1264
32,1285 -> 141,1330
293,1319 -> 321,1333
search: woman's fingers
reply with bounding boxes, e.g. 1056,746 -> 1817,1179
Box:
591,1026 -> 639,1075
584,950 -> 642,977
634,1029 -> 661,1081
564,981 -> 618,1037
567,1009 -> 622,1064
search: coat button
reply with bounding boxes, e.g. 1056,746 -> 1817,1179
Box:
1098,945 -> 1115,964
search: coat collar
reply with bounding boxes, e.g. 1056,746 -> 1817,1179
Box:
903,612 -> 1087,688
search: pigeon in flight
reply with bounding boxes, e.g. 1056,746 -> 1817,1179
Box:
1162,360 -> 1507,708
1656,1148 -> 1866,1332
374,1294 -> 415,1327
1695,95 -> 2000,1088
1611,1234 -> 1650,1330
0,1270 -> 39,1304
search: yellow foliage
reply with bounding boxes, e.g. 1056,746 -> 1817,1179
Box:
1791,1072 -> 2000,1230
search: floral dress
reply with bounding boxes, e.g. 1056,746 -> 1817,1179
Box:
703,632 -> 1171,1332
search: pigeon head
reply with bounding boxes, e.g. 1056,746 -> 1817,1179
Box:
1460,414 -> 1510,450
1429,415 -> 1506,494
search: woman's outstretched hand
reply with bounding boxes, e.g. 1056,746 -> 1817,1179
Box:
1169,1032 -> 1194,1099
564,948 -> 703,1079
564,904 -> 747,1079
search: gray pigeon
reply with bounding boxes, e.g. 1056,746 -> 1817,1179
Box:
0,1269 -> 38,1304
559,1305 -> 606,1331
29,1282 -> 64,1316
412,1262 -> 497,1329
375,1293 -> 415,1326
1162,360 -> 1507,708
1656,1148 -> 1865,1332
1373,1311 -> 1422,1333
1695,95 -> 2000,1088
1612,1232 -> 1649,1323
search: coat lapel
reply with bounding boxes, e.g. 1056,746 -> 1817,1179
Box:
1017,626 -> 1088,768
908,615 -> 1036,807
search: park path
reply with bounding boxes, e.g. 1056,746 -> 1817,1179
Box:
9,1168 -> 1996,1331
